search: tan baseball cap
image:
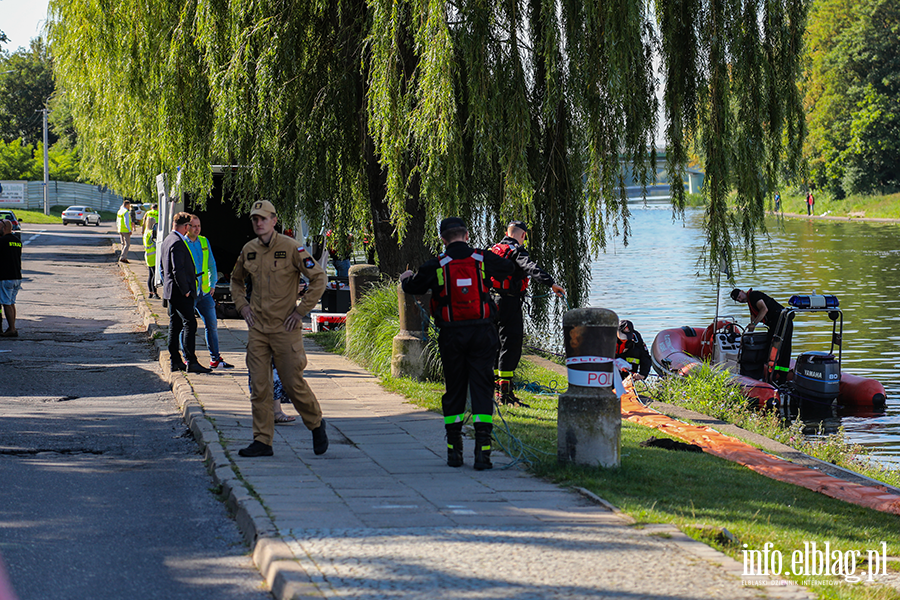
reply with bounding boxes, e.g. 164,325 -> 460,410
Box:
250,200 -> 277,217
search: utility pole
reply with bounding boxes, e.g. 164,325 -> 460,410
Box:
42,108 -> 50,216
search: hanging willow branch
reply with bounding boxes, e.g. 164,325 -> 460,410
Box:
48,0 -> 808,307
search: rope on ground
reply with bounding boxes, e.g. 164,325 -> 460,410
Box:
515,379 -> 563,395
490,402 -> 555,469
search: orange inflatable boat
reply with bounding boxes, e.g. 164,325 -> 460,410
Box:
650,321 -> 780,410
651,309 -> 887,410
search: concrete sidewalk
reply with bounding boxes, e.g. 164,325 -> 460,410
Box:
116,249 -> 810,600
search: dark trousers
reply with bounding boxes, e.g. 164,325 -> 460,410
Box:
168,294 -> 198,365
147,266 -> 156,293
767,312 -> 794,384
438,323 -> 498,419
495,294 -> 524,376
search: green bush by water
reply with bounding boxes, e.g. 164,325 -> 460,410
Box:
321,281 -> 443,381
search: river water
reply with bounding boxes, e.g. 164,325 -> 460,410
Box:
585,204 -> 900,467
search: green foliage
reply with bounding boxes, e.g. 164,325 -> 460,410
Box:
0,138 -> 81,181
0,39 -> 56,147
0,138 -> 40,180
48,0 -> 808,301
344,281 -> 445,380
344,282 -> 404,377
804,0 -> 900,197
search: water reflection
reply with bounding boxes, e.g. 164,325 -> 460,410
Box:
585,205 -> 900,466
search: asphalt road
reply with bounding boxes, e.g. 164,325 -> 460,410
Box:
0,224 -> 269,600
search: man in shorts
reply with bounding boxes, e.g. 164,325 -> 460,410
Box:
0,220 -> 23,337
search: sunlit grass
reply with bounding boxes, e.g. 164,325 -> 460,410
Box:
640,363 -> 900,489
776,192 -> 900,219
308,289 -> 900,599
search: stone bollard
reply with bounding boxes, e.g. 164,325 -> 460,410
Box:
348,264 -> 381,308
390,285 -> 432,380
558,307 -> 621,468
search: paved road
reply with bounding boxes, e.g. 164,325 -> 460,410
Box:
0,225 -> 268,600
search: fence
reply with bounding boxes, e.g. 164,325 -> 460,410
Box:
0,180 -> 125,212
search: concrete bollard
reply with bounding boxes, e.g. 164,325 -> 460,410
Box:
348,264 -> 381,308
557,307 -> 621,468
390,285 -> 432,380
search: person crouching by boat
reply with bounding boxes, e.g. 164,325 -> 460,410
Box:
615,320 -> 651,381
730,288 -> 794,384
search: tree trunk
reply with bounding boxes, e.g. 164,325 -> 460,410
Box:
365,138 -> 430,278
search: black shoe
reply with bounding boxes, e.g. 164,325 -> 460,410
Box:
171,361 -> 187,371
312,420 -> 329,455
499,392 -> 530,408
187,362 -> 212,374
446,423 -> 463,467
474,423 -> 493,471
238,441 -> 273,457
498,380 -> 529,407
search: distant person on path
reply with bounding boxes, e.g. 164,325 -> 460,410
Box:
731,288 -> 793,385
774,193 -> 781,213
0,220 -> 23,338
326,230 -> 352,278
806,191 -> 814,216
489,220 -> 565,407
160,212 -> 211,374
143,216 -> 159,299
615,320 -> 651,381
187,215 -> 233,369
230,200 -> 329,458
116,200 -> 134,262
400,217 -> 515,471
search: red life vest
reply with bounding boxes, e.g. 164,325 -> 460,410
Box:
488,241 -> 528,292
430,251 -> 492,323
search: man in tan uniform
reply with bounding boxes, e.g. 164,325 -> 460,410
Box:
231,200 -> 329,457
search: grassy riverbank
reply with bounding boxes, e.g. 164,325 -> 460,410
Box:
775,191 -> 900,220
640,364 -> 900,489
311,285 -> 900,599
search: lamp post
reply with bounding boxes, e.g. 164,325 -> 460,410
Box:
42,108 -> 49,215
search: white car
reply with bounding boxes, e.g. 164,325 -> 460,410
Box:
132,203 -> 152,225
62,206 -> 102,226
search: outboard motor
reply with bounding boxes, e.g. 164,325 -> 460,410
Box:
793,351 -> 841,405
738,331 -> 769,380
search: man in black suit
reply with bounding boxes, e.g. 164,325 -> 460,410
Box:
159,211 -> 210,373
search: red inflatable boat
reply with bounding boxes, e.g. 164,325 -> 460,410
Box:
651,311 -> 887,410
650,322 -> 781,410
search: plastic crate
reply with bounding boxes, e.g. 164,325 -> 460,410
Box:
312,313 -> 347,332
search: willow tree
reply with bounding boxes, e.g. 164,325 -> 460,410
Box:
49,0 -> 808,308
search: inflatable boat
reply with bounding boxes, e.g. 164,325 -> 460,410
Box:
650,295 -> 887,411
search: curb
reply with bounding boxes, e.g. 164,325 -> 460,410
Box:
116,254 -> 321,600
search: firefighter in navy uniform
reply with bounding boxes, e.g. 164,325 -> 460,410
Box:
400,217 -> 514,470
489,221 -> 565,406
615,320 -> 651,380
